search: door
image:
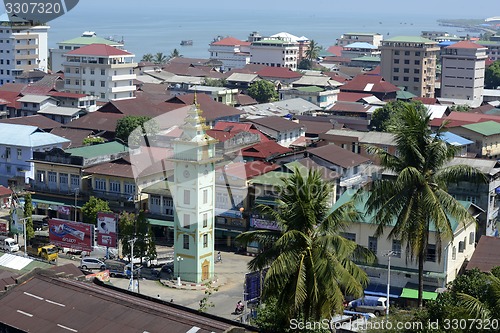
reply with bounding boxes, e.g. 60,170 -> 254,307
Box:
201,259 -> 210,281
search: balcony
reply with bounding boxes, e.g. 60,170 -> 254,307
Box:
110,85 -> 135,93
89,189 -> 134,202
31,182 -> 80,196
111,74 -> 135,81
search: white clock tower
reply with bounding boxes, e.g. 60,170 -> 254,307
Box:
170,97 -> 217,283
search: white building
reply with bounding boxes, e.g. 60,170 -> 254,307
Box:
50,31 -> 124,73
62,44 -> 136,102
208,36 -> 250,71
336,32 -> 384,48
0,123 -> 69,186
440,41 -> 487,107
250,38 -> 299,69
0,14 -> 49,85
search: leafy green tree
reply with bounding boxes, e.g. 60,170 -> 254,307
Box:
115,115 -> 158,146
81,196 -> 111,225
305,39 -> 322,62
23,193 -> 34,241
153,52 -> 168,65
247,80 -> 278,103
298,58 -> 313,70
450,105 -> 470,112
141,53 -> 154,62
236,168 -> 375,322
119,211 -> 156,263
82,137 -> 105,146
364,104 -> 486,307
371,100 -> 426,132
198,281 -> 219,312
169,48 -> 182,59
485,60 -> 500,89
203,78 -> 226,87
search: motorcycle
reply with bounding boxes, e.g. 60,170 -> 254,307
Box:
233,303 -> 244,315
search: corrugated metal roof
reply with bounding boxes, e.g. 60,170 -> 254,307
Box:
462,120 -> 500,136
0,123 -> 69,147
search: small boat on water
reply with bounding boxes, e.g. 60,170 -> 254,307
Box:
180,40 -> 193,46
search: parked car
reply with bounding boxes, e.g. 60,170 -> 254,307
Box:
80,257 -> 106,271
160,261 -> 174,274
347,296 -> 387,316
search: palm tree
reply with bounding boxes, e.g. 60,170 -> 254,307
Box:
169,48 -> 182,59
459,273 -> 500,320
236,168 -> 375,322
305,39 -> 322,62
141,53 -> 153,62
153,52 -> 168,65
363,103 -> 486,307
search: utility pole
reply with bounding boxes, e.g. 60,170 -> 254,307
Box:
128,237 -> 137,292
20,217 -> 29,257
74,188 -> 79,222
385,250 -> 395,316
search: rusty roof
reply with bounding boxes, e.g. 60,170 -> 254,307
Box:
0,272 -> 252,333
466,236 -> 500,272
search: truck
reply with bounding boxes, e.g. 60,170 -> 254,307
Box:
0,236 -> 19,252
27,244 -> 58,262
105,260 -> 141,278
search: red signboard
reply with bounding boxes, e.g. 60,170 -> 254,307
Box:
48,219 -> 93,252
96,212 -> 118,248
0,222 -> 6,233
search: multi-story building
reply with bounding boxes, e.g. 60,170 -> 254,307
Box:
62,44 -> 137,102
336,32 -> 383,48
476,40 -> 500,61
208,36 -> 250,71
250,38 -> 299,70
50,31 -> 124,73
440,41 -> 487,107
0,14 -> 49,85
270,32 -> 310,62
380,36 -> 439,98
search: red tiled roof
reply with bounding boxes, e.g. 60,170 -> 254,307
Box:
340,74 -> 399,94
48,91 -> 87,99
337,92 -> 374,102
241,141 -> 292,159
98,93 -> 173,118
486,58 -> 495,67
0,83 -> 25,93
0,90 -> 22,109
21,75 -> 64,96
235,93 -> 258,106
0,185 -> 12,197
211,37 -> 251,46
466,236 -> 500,272
213,121 -> 269,142
445,40 -> 485,49
0,115 -> 61,130
429,111 -> 500,128
365,65 -> 381,76
322,72 -> 350,83
470,104 -> 498,114
84,157 -> 135,178
307,144 -> 370,168
216,161 -> 280,179
413,97 -> 439,105
326,45 -> 343,57
164,93 -> 242,121
256,66 -> 302,79
67,44 -> 132,56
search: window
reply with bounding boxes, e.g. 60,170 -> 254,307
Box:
403,68 -> 409,73
342,232 -> 356,242
90,69 -> 95,75
469,232 -> 474,245
100,93 -> 105,99
59,173 -> 68,185
394,50 -> 400,55
458,241 -> 465,253
65,67 -> 70,73
183,234 -> 189,249
404,59 -> 410,65
452,246 -> 456,260
36,170 -> 45,183
16,148 -> 22,160
75,79 -> 80,85
184,190 -> 190,204
4,147 -> 10,159
414,69 -> 420,74
368,236 -> 378,254
426,244 -> 436,262
82,80 -> 86,86
6,165 -> 10,173
183,214 -> 190,228
95,178 -> 106,191
124,182 -> 136,195
90,80 -> 95,86
75,68 -> 79,74
392,240 -> 402,257
404,51 -> 410,56
414,77 -> 420,82
415,51 -> 421,56
203,234 -> 208,248
394,68 -> 399,73
100,81 -> 105,87
393,76 -> 399,81
414,60 -> 420,65
203,189 -> 208,204
109,180 -> 120,193
393,59 -> 400,64
48,171 -> 57,183
203,213 -> 208,228
403,77 -> 409,82
101,69 -> 105,75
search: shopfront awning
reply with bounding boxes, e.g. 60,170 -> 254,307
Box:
400,288 -> 438,300
147,218 -> 174,228
364,283 -> 403,299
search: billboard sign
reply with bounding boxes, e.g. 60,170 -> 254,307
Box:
0,222 -> 6,233
48,219 -> 93,252
96,212 -> 118,248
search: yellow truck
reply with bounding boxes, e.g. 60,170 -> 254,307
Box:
27,244 -> 58,262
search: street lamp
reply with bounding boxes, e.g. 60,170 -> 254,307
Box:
177,256 -> 183,286
128,237 -> 137,292
385,250 -> 396,316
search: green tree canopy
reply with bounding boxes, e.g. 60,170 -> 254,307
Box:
153,52 -> 168,65
305,39 -> 322,62
363,104 -> 487,306
169,48 -> 182,59
247,80 -> 278,103
119,211 -> 156,263
370,100 -> 426,132
236,168 -> 375,322
141,53 -> 153,62
23,193 -> 34,240
115,115 -> 158,146
485,60 -> 500,89
81,196 -> 112,225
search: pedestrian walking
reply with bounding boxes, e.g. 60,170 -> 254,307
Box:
217,251 -> 222,263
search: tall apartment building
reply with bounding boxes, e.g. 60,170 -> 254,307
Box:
441,41 -> 487,106
50,31 -> 124,72
336,32 -> 383,47
250,37 -> 299,70
62,44 -> 136,102
380,36 -> 439,98
208,36 -> 251,71
0,14 -> 49,85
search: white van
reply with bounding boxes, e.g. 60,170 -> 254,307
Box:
347,296 -> 387,316
0,236 -> 19,252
